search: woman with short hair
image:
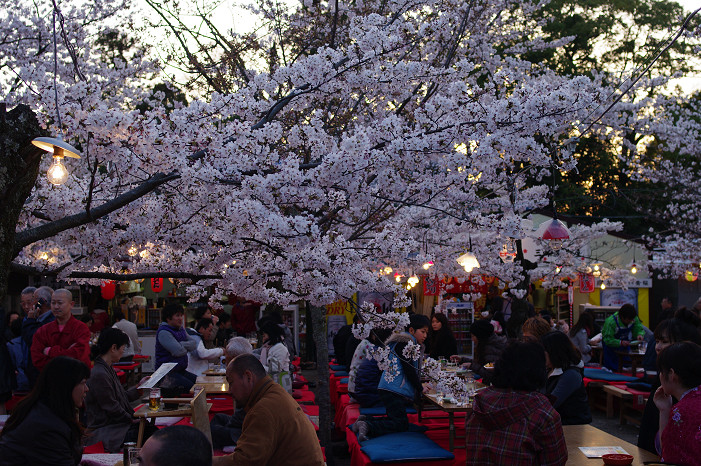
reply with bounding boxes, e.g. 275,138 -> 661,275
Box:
84,327 -> 155,452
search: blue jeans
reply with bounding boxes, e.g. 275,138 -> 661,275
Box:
365,390 -> 410,438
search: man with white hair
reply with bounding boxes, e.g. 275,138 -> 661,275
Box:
21,286 -> 55,386
209,337 -> 253,449
30,288 -> 91,371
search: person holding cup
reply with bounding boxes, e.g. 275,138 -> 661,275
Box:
84,328 -> 157,452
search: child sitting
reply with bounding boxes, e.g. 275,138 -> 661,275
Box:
352,314 -> 430,441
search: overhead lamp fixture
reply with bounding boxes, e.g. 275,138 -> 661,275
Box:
592,263 -> 601,277
33,137 -> 81,185
456,236 -> 480,273
383,266 -> 393,275
631,264 -> 638,275
456,252 -> 480,272
540,218 -> 570,250
394,273 -> 402,283
600,282 -> 606,290
422,261 -> 434,270
408,274 -> 420,287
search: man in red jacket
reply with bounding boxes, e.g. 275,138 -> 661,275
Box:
31,288 -> 91,370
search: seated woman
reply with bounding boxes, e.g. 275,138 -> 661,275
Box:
453,319 -> 507,382
638,318 -> 701,453
521,316 -> 552,342
541,331 -> 592,425
0,356 -> 90,465
259,321 -> 290,374
568,311 -> 595,364
426,312 -> 457,360
654,341 -> 701,464
84,328 -> 156,452
348,328 -> 391,407
465,341 -> 567,465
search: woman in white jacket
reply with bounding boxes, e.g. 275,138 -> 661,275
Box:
186,318 -> 224,377
259,320 -> 290,373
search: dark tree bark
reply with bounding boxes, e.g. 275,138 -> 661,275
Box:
0,103 -> 47,304
311,303 -> 334,466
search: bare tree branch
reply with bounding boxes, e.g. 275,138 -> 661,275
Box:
13,171 -> 181,253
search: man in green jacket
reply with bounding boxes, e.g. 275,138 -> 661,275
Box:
602,303 -> 644,371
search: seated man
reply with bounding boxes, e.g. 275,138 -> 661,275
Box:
209,336 -> 253,449
155,304 -> 198,392
465,340 -> 567,465
186,318 -> 224,377
113,309 -> 141,361
30,288 -> 91,371
601,303 -> 645,370
139,425 -> 212,466
21,286 -> 54,386
212,354 -> 324,465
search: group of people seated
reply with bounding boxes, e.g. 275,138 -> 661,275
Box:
0,297 -> 310,465
342,300 -> 701,466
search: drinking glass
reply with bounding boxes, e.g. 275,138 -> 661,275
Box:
149,388 -> 161,411
128,447 -> 141,466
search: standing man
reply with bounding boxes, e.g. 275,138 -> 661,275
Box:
113,309 -> 141,361
212,354 -> 324,466
30,288 -> 91,371
19,286 -> 37,318
601,303 -> 645,371
659,297 -> 675,323
21,286 -> 55,386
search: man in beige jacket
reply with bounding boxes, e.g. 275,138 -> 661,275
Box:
213,354 -> 324,466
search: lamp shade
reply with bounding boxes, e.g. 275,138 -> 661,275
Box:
541,218 -> 570,241
31,136 -> 81,158
456,252 -> 480,272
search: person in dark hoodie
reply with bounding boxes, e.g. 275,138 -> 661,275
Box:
352,314 -> 430,441
465,340 -> 567,465
541,331 -> 592,425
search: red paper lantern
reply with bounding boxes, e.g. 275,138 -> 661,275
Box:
100,281 -> 116,300
151,278 -> 164,293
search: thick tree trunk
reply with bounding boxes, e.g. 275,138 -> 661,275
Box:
310,303 -> 335,466
0,103 -> 46,304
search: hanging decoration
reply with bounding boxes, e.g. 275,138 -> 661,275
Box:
100,281 -> 116,300
151,278 -> 164,292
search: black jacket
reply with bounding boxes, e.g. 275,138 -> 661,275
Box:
0,402 -> 82,465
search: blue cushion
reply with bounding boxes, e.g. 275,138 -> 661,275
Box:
340,377 -> 349,384
330,364 -> 347,371
583,368 -> 639,382
360,406 -> 417,415
359,432 -> 454,463
332,371 -> 349,377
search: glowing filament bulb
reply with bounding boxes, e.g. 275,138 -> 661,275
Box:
47,155 -> 69,185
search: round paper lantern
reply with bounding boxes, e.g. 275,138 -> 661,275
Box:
151,278 -> 164,293
100,281 -> 116,300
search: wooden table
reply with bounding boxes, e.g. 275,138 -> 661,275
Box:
421,393 -> 472,452
615,349 -> 645,374
191,375 -> 229,394
133,403 -> 197,447
563,424 -> 659,465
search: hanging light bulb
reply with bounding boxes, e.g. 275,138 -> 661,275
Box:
32,137 -> 81,186
631,264 -> 637,274
555,266 -> 561,274
592,264 -> 601,277
456,252 -> 480,272
46,154 -> 69,185
383,266 -> 393,275
127,245 -> 138,257
422,261 -> 434,270
600,282 -> 606,290
408,274 -> 420,287
406,284 -> 412,291
395,273 -> 402,283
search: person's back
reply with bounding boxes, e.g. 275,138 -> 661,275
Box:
465,340 -> 567,466
113,311 -> 141,358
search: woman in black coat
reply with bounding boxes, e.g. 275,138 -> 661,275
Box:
426,312 -> 458,360
0,356 -> 90,465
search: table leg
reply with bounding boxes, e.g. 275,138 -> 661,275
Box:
449,412 -> 455,451
137,419 -> 146,447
